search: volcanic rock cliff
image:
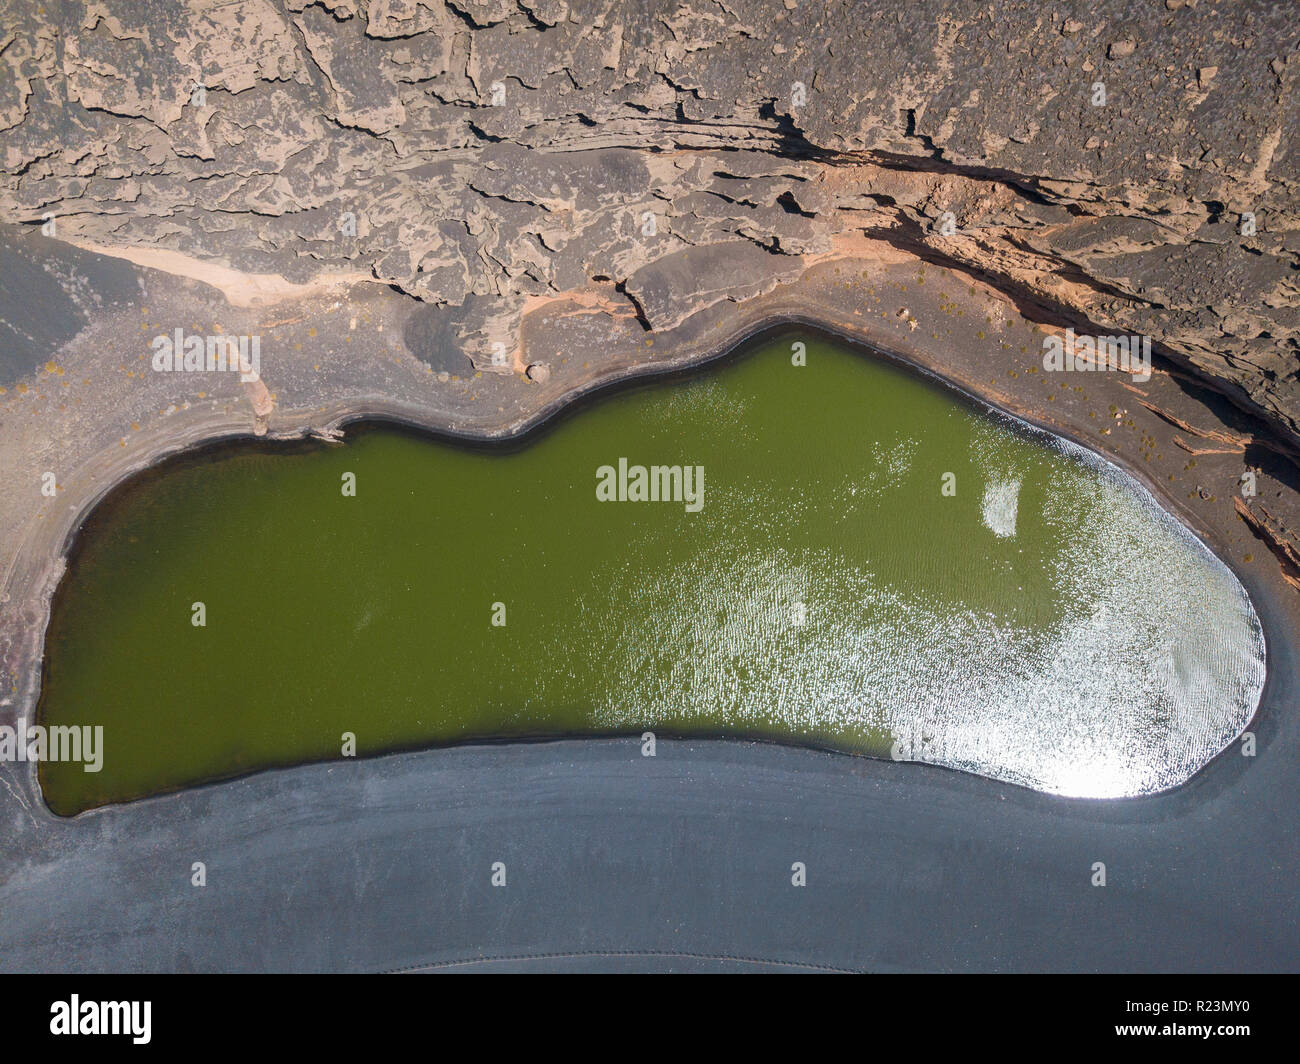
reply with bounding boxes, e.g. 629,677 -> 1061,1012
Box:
1,0 -> 1296,438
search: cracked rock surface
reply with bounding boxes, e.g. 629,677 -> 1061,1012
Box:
1,0 -> 1296,439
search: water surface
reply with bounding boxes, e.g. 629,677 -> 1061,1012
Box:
38,335 -> 1266,813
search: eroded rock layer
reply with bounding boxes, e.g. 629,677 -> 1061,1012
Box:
1,0 -> 1297,437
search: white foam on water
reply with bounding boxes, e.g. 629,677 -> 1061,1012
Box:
583,412 -> 1265,799
981,477 -> 1021,538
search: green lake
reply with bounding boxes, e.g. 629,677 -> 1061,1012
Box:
37,334 -> 1266,813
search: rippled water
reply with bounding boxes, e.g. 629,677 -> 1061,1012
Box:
38,334 -> 1265,812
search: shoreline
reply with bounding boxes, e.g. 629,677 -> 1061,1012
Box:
29,321 -> 1268,813
12,314 -> 1289,819
6,247 -> 1299,806
3,249 -> 1298,804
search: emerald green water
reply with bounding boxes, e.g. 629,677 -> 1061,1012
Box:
38,335 -> 1265,813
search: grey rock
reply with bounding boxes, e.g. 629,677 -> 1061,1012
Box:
0,0 -> 1295,443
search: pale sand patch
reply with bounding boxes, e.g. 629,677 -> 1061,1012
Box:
798,232 -> 917,272
60,239 -> 375,308
520,283 -> 640,321
242,376 -> 274,418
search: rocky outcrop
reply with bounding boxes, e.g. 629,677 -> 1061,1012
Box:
1,0 -> 1296,438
